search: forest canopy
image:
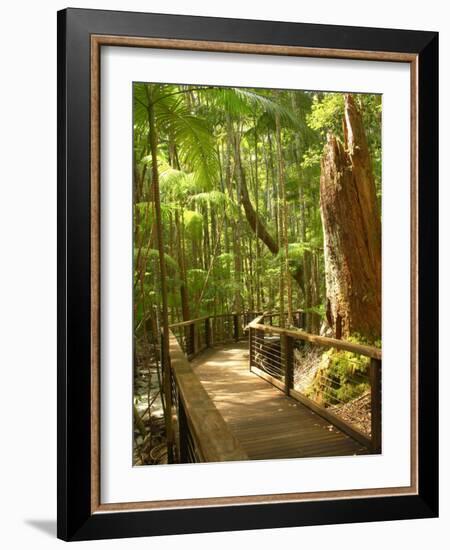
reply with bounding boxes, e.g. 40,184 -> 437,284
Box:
133,84 -> 381,331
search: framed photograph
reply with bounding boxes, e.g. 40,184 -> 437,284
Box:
57,8 -> 438,541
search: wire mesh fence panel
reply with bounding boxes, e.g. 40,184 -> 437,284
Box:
252,332 -> 285,380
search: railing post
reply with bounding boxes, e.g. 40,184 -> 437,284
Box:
183,326 -> 190,354
301,311 -> 306,328
160,329 -> 174,463
294,311 -> 301,328
204,317 -> 211,348
249,327 -> 254,370
233,313 -> 239,341
282,333 -> 294,395
370,358 -> 382,453
188,322 -> 196,356
178,398 -> 189,463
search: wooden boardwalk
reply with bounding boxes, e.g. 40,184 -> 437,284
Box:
191,342 -> 368,460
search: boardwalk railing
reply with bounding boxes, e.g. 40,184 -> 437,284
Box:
169,312 -> 258,359
246,313 -> 382,453
165,312 -> 256,463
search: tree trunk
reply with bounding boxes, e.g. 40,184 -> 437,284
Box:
238,151 -> 304,292
320,94 -> 381,342
147,91 -> 174,462
253,124 -> 261,312
275,107 -> 293,326
237,148 -> 278,254
175,208 -> 190,322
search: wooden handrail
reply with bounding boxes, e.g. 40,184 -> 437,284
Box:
243,314 -> 264,332
209,312 -> 235,319
247,317 -> 381,360
169,311 -> 259,329
171,311 -> 380,358
169,316 -> 209,329
168,330 -> 248,462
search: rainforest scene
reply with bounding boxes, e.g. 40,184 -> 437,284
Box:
133,83 -> 382,466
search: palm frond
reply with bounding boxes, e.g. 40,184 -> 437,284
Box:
156,95 -> 219,189
199,87 -> 300,128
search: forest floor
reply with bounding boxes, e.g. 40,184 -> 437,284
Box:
133,340 -> 167,465
329,392 -> 371,435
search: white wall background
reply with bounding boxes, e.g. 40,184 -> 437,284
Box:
0,1 -> 447,547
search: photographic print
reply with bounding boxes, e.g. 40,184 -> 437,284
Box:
58,9 -> 438,540
132,83 -> 382,466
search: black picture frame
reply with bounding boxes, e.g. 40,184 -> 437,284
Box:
57,7 -> 438,541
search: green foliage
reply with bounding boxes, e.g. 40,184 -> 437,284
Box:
203,87 -> 301,128
159,167 -> 199,201
134,83 -> 219,190
183,210 -> 203,238
301,146 -> 322,169
132,82 -> 382,338
186,268 -> 207,295
307,93 -> 345,137
189,190 -> 238,219
133,248 -> 178,273
303,304 -> 325,317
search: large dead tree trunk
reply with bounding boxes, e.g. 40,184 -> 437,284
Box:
320,94 -> 381,342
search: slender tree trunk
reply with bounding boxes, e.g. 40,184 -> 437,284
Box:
230,124 -> 245,313
320,94 -> 381,342
267,131 -> 278,243
248,235 -> 255,311
175,209 -> 190,322
147,91 -> 174,462
253,124 -> 261,312
275,107 -> 293,326
301,206 -> 312,331
203,204 -> 211,270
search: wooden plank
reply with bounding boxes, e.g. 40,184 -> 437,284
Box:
250,365 -> 285,392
